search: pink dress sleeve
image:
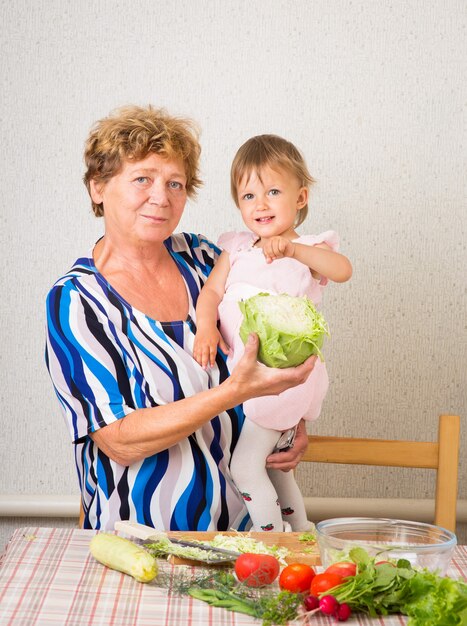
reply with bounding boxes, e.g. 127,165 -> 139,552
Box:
217,231 -> 256,258
298,230 -> 339,251
217,231 -> 238,253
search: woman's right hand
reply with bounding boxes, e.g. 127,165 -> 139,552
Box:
227,333 -> 317,403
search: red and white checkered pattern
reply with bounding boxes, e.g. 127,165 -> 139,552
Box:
0,527 -> 465,625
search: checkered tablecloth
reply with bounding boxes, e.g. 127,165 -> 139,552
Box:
0,527 -> 465,625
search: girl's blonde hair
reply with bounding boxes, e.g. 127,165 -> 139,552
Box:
230,134 -> 315,227
83,105 -> 202,217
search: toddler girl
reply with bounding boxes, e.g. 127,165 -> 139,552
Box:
194,134 -> 352,531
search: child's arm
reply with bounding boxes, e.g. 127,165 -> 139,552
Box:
262,236 -> 352,283
193,250 -> 231,368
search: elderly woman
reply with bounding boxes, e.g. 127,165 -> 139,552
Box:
45,105 -> 316,531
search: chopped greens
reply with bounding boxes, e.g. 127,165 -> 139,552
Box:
145,536 -> 221,562
210,533 -> 289,563
145,532 -> 289,564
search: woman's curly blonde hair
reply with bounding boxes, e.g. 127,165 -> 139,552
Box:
83,105 -> 202,217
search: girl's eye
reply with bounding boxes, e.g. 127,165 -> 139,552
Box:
268,188 -> 280,196
242,193 -> 254,201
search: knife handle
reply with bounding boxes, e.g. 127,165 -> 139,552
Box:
114,520 -> 167,541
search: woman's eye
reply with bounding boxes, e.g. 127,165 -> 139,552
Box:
168,181 -> 184,190
135,177 -> 149,184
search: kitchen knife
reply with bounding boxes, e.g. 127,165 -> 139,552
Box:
114,520 -> 241,563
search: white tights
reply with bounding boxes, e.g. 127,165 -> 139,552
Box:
230,418 -> 313,532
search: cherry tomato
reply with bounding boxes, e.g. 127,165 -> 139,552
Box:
325,561 -> 357,578
234,553 -> 280,587
310,571 -> 344,596
279,563 -> 316,593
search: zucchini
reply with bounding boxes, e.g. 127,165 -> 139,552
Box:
89,533 -> 158,583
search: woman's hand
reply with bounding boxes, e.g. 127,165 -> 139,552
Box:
227,334 -> 317,403
266,419 -> 309,471
90,334 -> 314,467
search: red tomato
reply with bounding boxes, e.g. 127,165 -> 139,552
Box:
234,553 -> 280,588
279,563 -> 316,593
310,571 -> 344,596
325,561 -> 357,578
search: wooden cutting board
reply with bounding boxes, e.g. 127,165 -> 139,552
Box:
165,531 -> 320,566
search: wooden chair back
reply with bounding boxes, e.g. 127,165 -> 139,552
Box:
301,414 -> 460,532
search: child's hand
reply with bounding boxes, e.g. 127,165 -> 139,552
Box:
193,326 -> 230,369
262,236 -> 295,263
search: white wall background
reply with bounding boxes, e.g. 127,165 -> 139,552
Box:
1,0 -> 465,549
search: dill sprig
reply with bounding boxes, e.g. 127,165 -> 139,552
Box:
152,567 -> 303,625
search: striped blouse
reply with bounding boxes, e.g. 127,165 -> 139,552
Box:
45,233 -> 250,531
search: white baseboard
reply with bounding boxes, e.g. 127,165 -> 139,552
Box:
0,494 -> 466,524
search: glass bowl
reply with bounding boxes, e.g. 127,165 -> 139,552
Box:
316,517 -> 456,575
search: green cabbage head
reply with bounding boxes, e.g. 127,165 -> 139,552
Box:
238,293 -> 329,368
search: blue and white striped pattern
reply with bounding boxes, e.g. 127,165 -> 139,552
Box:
45,233 -> 249,531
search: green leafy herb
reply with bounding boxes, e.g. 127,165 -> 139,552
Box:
257,590 -> 303,626
403,571 -> 467,626
327,547 -> 467,625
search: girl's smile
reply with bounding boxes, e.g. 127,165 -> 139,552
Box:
237,165 -> 308,242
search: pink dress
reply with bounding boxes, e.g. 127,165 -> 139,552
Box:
218,230 -> 339,430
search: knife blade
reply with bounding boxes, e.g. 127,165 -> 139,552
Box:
164,537 -> 241,558
114,521 -> 241,563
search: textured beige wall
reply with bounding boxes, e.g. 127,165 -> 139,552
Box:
0,0 -> 465,547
